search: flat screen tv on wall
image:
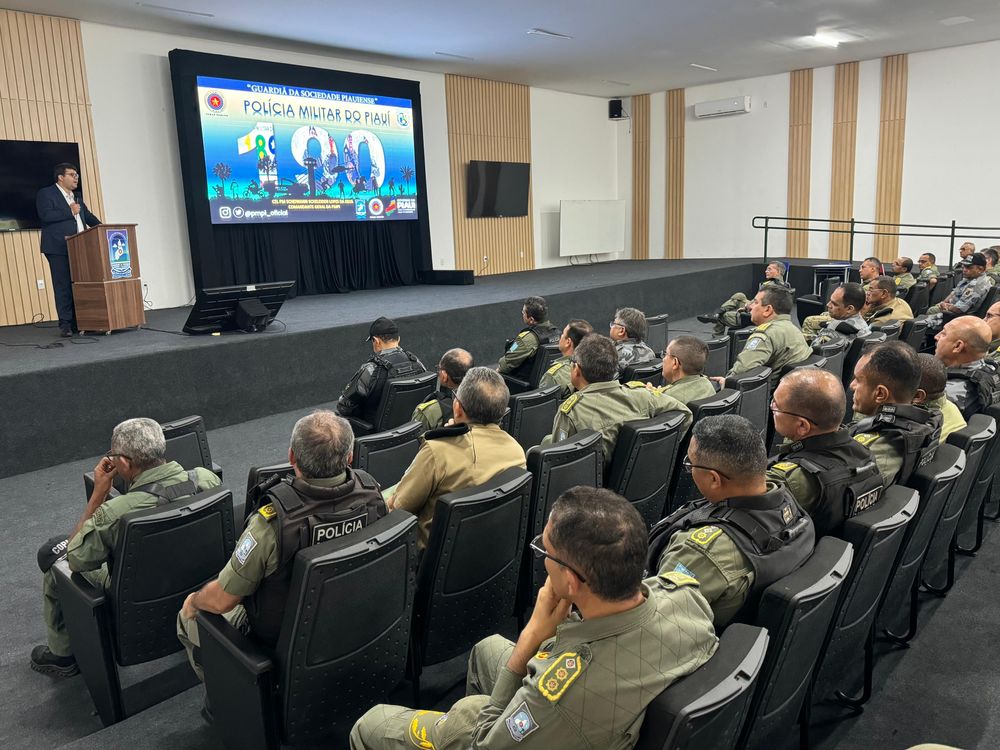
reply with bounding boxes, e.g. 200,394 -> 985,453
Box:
0,140 -> 82,231
466,160 -> 529,218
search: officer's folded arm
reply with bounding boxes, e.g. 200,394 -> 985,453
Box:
182,579 -> 241,619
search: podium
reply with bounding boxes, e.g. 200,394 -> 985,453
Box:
66,224 -> 146,333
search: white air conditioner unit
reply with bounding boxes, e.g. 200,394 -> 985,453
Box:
693,95 -> 752,119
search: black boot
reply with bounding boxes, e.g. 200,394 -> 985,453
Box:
30,645 -> 79,677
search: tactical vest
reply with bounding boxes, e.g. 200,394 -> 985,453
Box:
365,348 -> 425,420
849,403 -> 942,486
506,321 -> 560,379
245,468 -> 385,644
131,469 -> 208,506
646,485 -> 814,622
417,390 -> 454,427
770,431 -> 883,537
948,361 -> 1000,418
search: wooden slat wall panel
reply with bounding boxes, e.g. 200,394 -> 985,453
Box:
631,94 -> 650,260
786,69 -> 813,258
874,54 -> 908,259
445,75 -> 533,275
829,62 -> 859,260
664,89 -> 685,259
0,10 -> 104,326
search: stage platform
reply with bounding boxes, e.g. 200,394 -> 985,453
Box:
1,257 -> 827,478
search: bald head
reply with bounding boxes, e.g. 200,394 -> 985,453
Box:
774,368 -> 846,436
934,315 -> 991,366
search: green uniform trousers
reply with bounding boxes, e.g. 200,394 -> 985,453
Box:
351,635 -> 514,749
43,564 -> 108,656
176,605 -> 249,682
714,293 -> 750,335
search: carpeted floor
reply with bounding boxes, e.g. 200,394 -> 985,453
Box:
3,316 -> 998,749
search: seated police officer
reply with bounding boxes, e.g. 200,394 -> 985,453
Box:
544,334 -> 691,462
648,415 -> 815,627
387,367 -> 526,550
804,257 -> 882,339
916,252 -> 940,288
177,410 -> 384,678
892,256 -> 917,291
713,286 -> 811,391
497,296 -> 560,380
336,317 -> 426,422
539,319 -> 594,399
698,261 -> 789,336
914,353 -> 966,443
655,335 -> 717,404
985,300 -> 1000,363
351,487 -> 719,750
767,369 -> 882,538
952,241 -> 975,271
411,348 -> 473,432
925,252 -> 991,333
864,276 -> 914,325
849,341 -> 942,488
985,248 -> 1000,285
812,282 -> 870,347
609,307 -> 657,369
934,315 -> 1000,419
33,418 -> 220,677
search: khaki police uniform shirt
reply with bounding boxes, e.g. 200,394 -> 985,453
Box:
66,461 -> 221,573
728,314 -> 811,387
925,394 -> 967,444
864,297 -> 914,324
657,374 -> 717,405
411,391 -> 451,433
498,321 -> 554,374
546,380 -> 693,462
895,272 -> 916,290
538,355 -> 573,399
917,265 -> 939,283
850,422 -> 904,488
217,474 -> 347,597
391,423 -> 526,548
456,578 -> 718,749
766,460 -> 821,520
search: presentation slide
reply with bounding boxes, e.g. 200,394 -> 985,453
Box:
197,75 -> 419,225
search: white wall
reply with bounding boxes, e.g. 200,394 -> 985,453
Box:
684,73 -> 791,258
81,23 -> 455,309
902,39 -> 1000,257
529,88 -> 622,267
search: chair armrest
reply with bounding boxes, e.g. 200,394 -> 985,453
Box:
52,558 -> 107,610
196,611 -> 273,677
502,373 -> 531,394
211,462 -> 224,481
346,416 -> 375,436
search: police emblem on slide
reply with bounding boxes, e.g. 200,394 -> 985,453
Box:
107,230 -> 132,279
206,92 -> 225,111
505,702 -> 539,742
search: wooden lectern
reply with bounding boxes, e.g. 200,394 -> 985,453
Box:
66,224 -> 146,333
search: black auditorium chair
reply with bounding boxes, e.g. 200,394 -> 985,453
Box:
345,371 -> 438,436
83,414 -> 224,499
606,411 -> 689,528
409,468 -> 531,703
922,414 -> 996,594
197,511 -> 419,750
809,486 -> 919,714
777,353 -> 827,380
635,624 -> 769,750
518,431 -> 603,622
927,272 -> 953,308
352,420 -> 423,489
54,487 -> 236,726
702,335 -> 730,376
725,366 -> 772,438
796,279 -> 840,326
907,282 -> 930,316
506,385 -> 561,451
972,284 -> 1000,317
900,318 -> 928,351
957,404 -> 1000,554
621,359 -> 663,386
503,342 -> 561,394
880,443 -> 964,645
727,328 -> 755,369
813,338 -> 849,381
666,390 -> 742,514
244,462 -> 293,522
646,313 -> 670,356
870,319 -> 902,341
738,537 -> 854,750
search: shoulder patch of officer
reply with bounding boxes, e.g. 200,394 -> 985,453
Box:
538,652 -> 584,702
234,532 -> 257,565
745,336 -> 764,351
659,571 -> 699,589
853,432 -> 880,447
625,380 -> 646,389
546,361 -> 565,375
769,461 -> 798,475
257,503 -> 277,521
560,393 -> 581,414
506,701 -> 540,743
756,322 -> 773,331
416,400 -> 435,412
517,331 -> 529,339
689,525 -> 724,547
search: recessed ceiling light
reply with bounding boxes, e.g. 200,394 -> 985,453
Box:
136,3 -> 215,17
527,28 -> 573,40
689,63 -> 719,72
812,31 -> 842,48
434,51 -> 475,60
601,79 -> 631,87
940,15 -> 974,26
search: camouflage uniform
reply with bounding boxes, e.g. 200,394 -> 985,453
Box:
615,339 -> 657,369
812,313 -> 871,348
803,280 -> 874,339
925,274 -> 992,329
350,576 -> 718,749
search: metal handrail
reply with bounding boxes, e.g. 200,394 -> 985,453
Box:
752,215 -> 1000,268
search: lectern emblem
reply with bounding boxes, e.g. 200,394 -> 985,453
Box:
107,230 -> 132,279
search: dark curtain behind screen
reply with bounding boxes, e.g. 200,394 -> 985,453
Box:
204,221 -> 419,295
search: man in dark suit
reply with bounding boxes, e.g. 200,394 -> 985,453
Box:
36,163 -> 101,336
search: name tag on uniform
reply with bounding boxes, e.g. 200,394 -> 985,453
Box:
312,514 -> 367,544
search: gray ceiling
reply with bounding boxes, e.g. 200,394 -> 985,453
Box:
14,0 -> 1000,96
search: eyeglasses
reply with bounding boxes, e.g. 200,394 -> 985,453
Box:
681,455 -> 730,480
529,533 -> 587,583
609,321 -> 624,330
769,398 -> 818,425
104,452 -> 131,461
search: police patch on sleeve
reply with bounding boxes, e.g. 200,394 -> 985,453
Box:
234,532 -> 257,565
505,701 -> 539,742
745,336 -> 763,351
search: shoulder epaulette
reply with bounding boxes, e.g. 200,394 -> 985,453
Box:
546,361 -> 565,375
853,432 -> 879,447
537,652 -> 585,702
560,393 -> 581,414
769,461 -> 799,475
257,502 -> 277,521
416,400 -> 435,412
624,380 -> 646,389
756,322 -> 772,331
658,571 -> 699,589
686,525 -> 724,549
